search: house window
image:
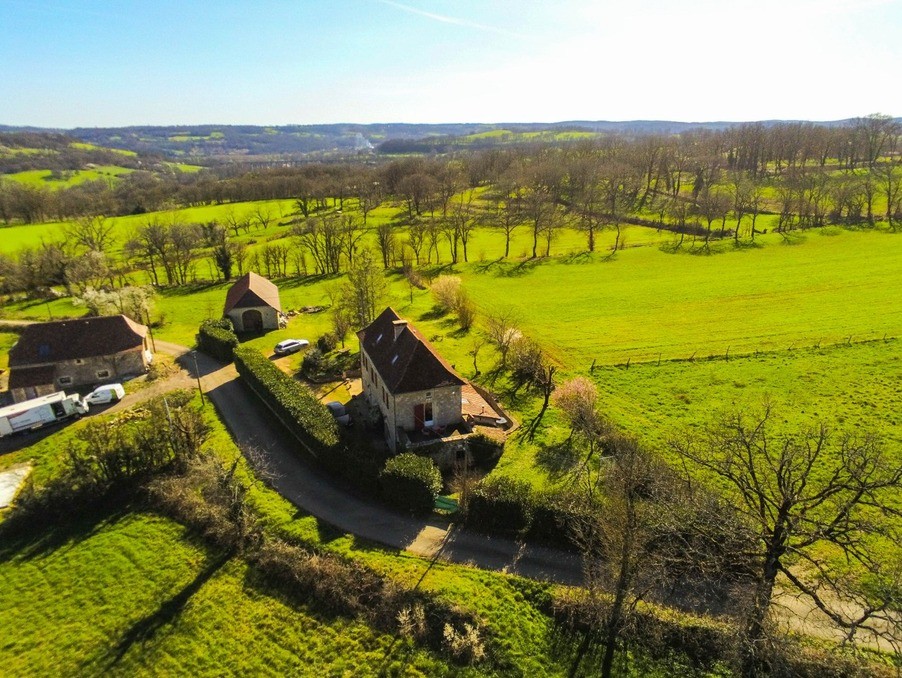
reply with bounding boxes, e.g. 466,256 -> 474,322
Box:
58,376 -> 72,385
96,370 -> 110,379
424,402 -> 434,427
75,359 -> 84,365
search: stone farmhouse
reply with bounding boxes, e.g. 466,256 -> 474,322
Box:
7,315 -> 151,403
224,272 -> 282,333
358,307 -> 467,452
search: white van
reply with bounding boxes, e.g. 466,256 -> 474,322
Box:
84,383 -> 125,406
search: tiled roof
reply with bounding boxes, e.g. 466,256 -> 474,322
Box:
358,307 -> 465,395
223,272 -> 281,313
8,315 -> 147,366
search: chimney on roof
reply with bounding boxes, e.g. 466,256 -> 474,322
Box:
392,319 -> 408,341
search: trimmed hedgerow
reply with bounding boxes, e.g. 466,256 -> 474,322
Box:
233,347 -> 380,491
379,453 -> 442,514
461,477 -> 588,549
463,476 -> 534,536
234,346 -> 339,452
196,318 -> 239,362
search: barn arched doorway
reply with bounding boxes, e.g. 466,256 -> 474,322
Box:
242,309 -> 263,332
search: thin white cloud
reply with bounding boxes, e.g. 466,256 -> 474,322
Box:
376,0 -> 531,40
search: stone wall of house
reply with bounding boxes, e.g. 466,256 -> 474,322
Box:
10,383 -> 56,403
11,348 -> 148,403
53,349 -> 148,389
360,348 -> 397,448
392,385 -> 462,432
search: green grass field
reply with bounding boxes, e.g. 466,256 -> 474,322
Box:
68,141 -> 137,157
0,512 -> 466,677
1,195 -> 900,492
4,165 -> 136,189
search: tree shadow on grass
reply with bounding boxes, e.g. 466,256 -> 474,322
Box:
0,493 -> 136,564
104,550 -> 233,670
277,273 -> 339,289
314,515 -> 346,544
535,440 -> 581,482
493,258 -> 542,278
560,251 -> 593,265
547,624 -> 606,677
472,257 -> 505,274
417,306 -> 448,322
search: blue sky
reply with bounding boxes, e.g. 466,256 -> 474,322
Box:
1,0 -> 900,127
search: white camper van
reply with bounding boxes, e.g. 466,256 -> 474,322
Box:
84,383 -> 125,406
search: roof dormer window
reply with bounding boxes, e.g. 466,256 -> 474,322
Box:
391,354 -> 399,365
376,333 -> 383,343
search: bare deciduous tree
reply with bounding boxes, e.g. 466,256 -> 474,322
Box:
672,407 -> 902,675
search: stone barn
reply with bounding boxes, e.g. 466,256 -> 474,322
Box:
223,272 -> 282,333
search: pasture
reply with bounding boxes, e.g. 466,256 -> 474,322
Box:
1,196 -> 900,490
4,165 -> 135,189
0,512 -> 461,676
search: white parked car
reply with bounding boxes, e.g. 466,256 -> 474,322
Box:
274,339 -> 310,356
84,383 -> 125,406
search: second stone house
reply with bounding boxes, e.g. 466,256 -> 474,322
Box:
358,307 -> 465,452
7,314 -> 152,402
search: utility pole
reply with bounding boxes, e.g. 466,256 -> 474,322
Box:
190,350 -> 205,407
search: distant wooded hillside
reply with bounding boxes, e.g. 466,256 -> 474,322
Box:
4,118 -> 896,162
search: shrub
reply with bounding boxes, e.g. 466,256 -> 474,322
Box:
528,490 -> 586,548
464,476 -> 534,535
443,622 -> 486,664
1,392 -> 206,536
379,453 -> 442,514
316,332 -> 338,353
148,454 -> 261,552
467,431 -> 505,467
301,347 -> 324,375
430,275 -> 462,312
456,292 -> 476,330
196,318 -> 239,362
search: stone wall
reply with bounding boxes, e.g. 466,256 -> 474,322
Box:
53,349 -> 148,388
10,348 -> 149,403
392,386 -> 462,431
228,306 -> 279,332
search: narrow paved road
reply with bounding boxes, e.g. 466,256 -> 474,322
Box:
156,340 -> 584,585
